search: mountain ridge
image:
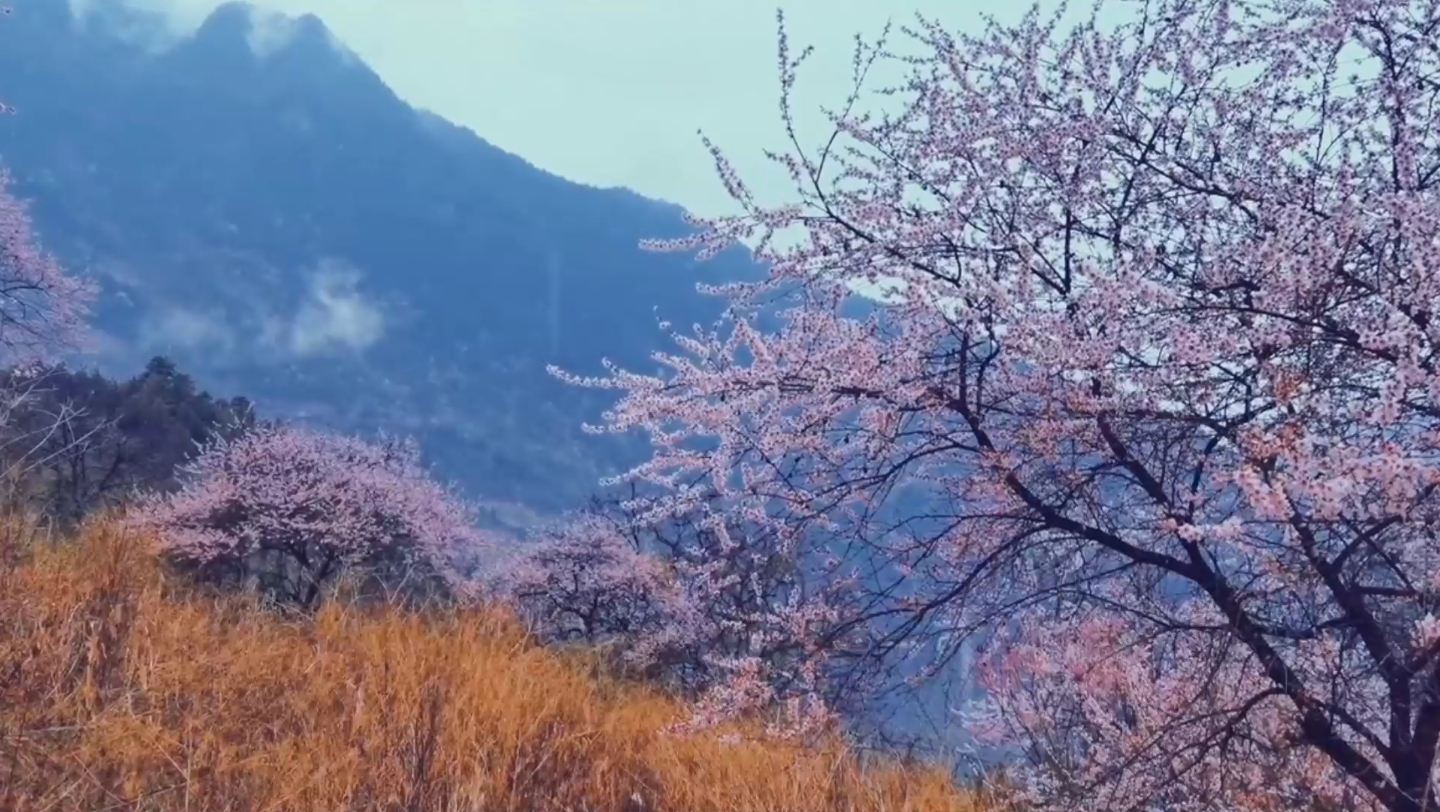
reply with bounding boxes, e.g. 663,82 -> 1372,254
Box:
0,0 -> 763,513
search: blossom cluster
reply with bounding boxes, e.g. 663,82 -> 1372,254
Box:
555,0 -> 1440,808
132,424 -> 492,608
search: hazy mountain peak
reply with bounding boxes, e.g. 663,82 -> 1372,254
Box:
0,0 -> 763,512
175,2 -> 365,77
191,2 -> 251,39
181,2 -> 253,62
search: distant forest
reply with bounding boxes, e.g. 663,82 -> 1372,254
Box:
0,357 -> 256,526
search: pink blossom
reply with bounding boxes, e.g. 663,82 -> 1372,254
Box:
130,424 -> 493,608
498,497 -> 870,741
557,0 -> 1440,809
0,170 -> 94,364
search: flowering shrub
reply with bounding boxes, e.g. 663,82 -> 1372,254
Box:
505,513 -> 684,653
501,496 -> 867,741
132,424 -> 491,609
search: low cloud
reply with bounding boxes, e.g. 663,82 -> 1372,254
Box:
274,259 -> 386,357
65,0 -> 358,62
137,258 -> 384,361
244,7 -> 306,58
245,6 -> 358,62
65,0 -> 207,50
140,305 -> 237,353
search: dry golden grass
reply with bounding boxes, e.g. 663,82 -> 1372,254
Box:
0,513 -> 991,812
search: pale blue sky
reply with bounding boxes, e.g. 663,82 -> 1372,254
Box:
77,0 -> 1076,217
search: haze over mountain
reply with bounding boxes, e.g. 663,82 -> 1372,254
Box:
0,0 -> 764,514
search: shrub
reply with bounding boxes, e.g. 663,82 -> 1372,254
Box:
130,423 -> 492,609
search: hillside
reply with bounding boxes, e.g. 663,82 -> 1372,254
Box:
0,517 -> 982,811
0,0 -> 763,512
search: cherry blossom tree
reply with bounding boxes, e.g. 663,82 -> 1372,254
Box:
501,488 -> 883,741
131,424 -> 493,609
0,0 -> 91,366
0,170 -> 93,367
504,511 -> 682,654
555,0 -> 1440,809
0,176 -> 97,508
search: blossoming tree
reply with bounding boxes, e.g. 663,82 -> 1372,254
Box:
0,170 -> 90,368
0,171 -> 98,508
505,511 -> 682,654
556,0 -> 1440,809
0,5 -> 90,367
132,424 -> 492,609
502,490 -> 876,740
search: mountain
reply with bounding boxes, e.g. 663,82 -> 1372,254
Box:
0,0 -> 763,513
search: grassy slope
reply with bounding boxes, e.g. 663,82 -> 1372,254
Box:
0,515 -> 988,812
